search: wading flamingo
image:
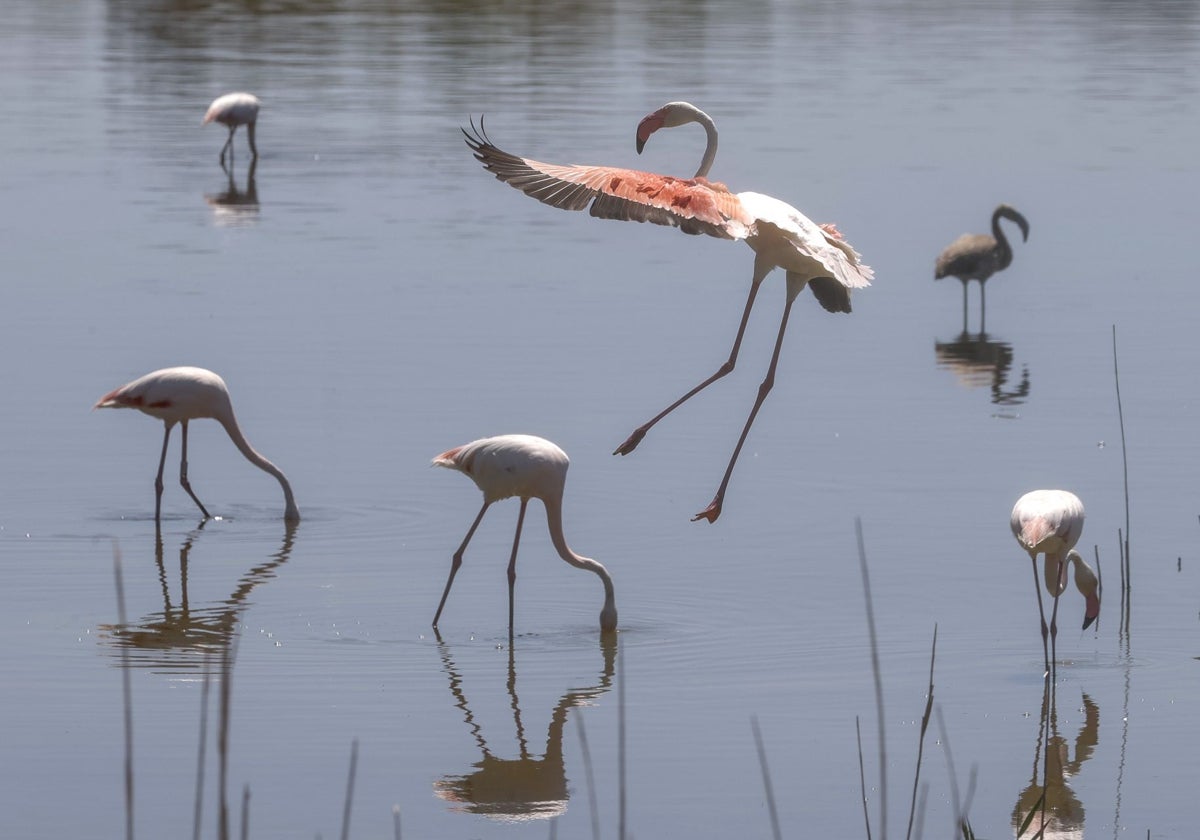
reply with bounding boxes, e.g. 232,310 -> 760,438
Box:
935,204 -> 1029,329
464,102 -> 872,523
204,92 -> 260,167
1010,490 -> 1099,675
432,434 -> 617,634
95,366 -> 300,522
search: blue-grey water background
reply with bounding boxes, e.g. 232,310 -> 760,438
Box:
2,1 -> 1198,837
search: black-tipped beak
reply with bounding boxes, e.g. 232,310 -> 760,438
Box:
1082,615 -> 1096,630
636,137 -> 646,154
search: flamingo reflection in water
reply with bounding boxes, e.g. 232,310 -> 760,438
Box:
432,630 -> 617,821
465,102 -> 872,523
1012,683 -> 1099,839
101,522 -> 296,840
1010,490 -> 1100,676
934,330 -> 1030,406
99,520 -> 297,671
205,158 -> 259,227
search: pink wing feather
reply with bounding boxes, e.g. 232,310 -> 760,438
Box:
463,120 -> 752,240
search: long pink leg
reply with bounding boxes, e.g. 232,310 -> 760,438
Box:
1045,554 -> 1069,680
614,256 -> 774,456
1030,554 -> 1051,678
507,498 -> 529,635
693,274 -> 802,524
178,420 -> 211,520
220,127 -> 236,168
154,422 -> 174,521
433,501 -> 491,627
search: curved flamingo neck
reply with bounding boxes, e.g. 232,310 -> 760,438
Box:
1069,551 -> 1097,591
990,208 -> 1015,267
542,496 -> 617,631
217,414 -> 300,521
689,107 -> 719,179
1042,551 -> 1067,594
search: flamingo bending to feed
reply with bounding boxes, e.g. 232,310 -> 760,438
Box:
464,102 -> 872,523
95,366 -> 300,522
203,92 -> 260,167
1010,489 -> 1099,675
935,204 -> 1029,326
432,434 -> 617,634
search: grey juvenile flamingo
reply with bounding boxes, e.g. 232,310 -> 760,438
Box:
935,204 -> 1029,329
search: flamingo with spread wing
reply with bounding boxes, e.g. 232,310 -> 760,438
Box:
464,102 -> 872,523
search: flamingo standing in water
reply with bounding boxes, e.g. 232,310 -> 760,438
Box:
95,366 -> 300,522
464,102 -> 872,523
203,92 -> 260,167
432,434 -> 617,634
935,204 -> 1029,329
1010,490 -> 1099,675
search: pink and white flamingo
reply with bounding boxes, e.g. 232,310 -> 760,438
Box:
1010,489 -> 1099,674
203,92 -> 260,167
432,434 -> 617,634
95,366 -> 299,522
464,102 -> 872,523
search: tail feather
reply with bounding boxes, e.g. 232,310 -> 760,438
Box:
94,388 -> 138,409
432,445 -> 467,471
434,446 -> 475,472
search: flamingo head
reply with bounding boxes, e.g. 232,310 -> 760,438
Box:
997,204 -> 1031,242
635,110 -> 665,154
636,101 -> 705,153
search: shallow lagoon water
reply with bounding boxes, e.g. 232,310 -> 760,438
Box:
1,1 -> 1199,837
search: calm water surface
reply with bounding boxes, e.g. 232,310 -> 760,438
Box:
2,1 -> 1199,837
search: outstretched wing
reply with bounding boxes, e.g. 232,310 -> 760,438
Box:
464,119 -> 752,240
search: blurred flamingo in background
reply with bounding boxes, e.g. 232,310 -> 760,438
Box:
935,204 -> 1029,330
95,366 -> 300,522
432,434 -> 617,634
464,102 -> 872,523
204,92 -> 260,168
1010,489 -> 1099,675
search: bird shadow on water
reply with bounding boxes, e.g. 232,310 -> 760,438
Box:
99,519 -> 296,672
1011,682 -> 1099,840
934,328 -> 1031,409
431,629 -> 618,824
204,158 -> 259,228
106,533 -> 376,840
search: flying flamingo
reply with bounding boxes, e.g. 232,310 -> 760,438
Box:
935,204 -> 1030,330
464,102 -> 872,523
432,434 -> 617,634
1010,489 -> 1099,675
94,366 -> 300,522
203,92 -> 260,167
